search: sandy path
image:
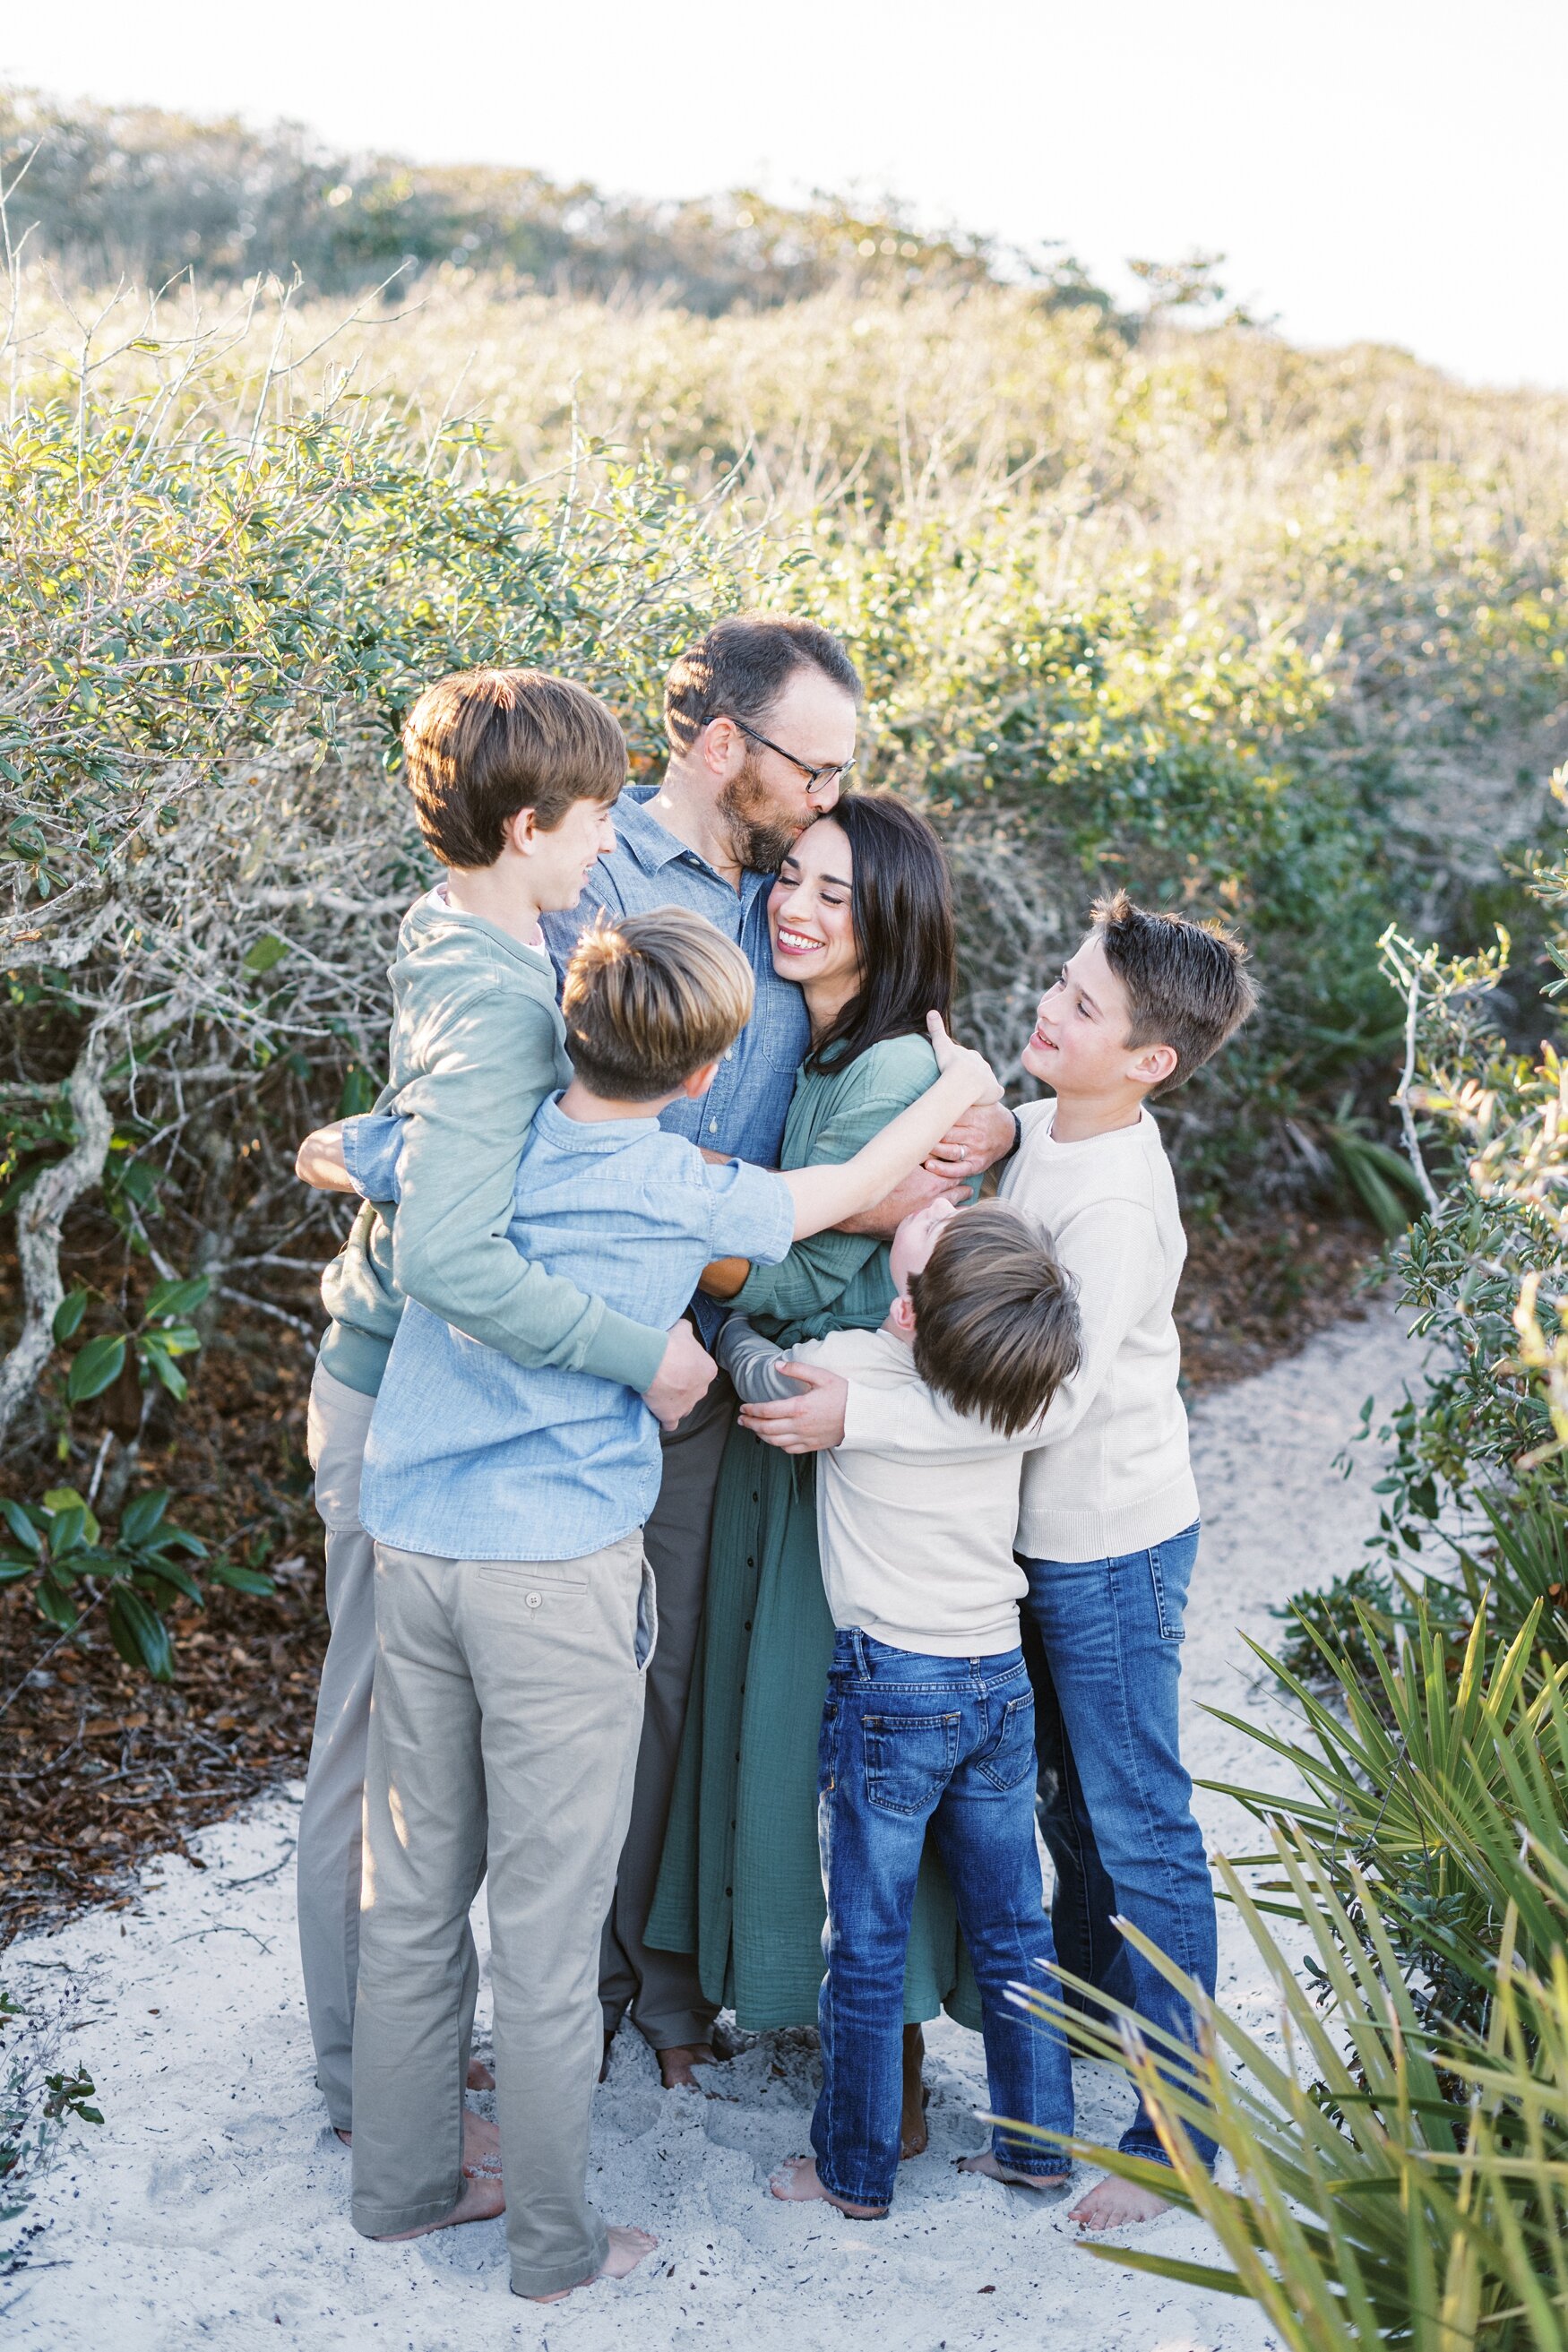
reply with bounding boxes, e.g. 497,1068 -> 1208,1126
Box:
3,1303 -> 1422,2352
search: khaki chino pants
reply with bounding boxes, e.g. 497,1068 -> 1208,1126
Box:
296,1364 -> 479,2131
349,1530 -> 654,2300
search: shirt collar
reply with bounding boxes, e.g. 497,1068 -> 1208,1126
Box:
616,787 -> 700,875
616,785 -> 772,902
531,1090 -> 662,1152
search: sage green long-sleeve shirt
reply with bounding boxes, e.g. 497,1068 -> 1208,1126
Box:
316,887 -> 667,1401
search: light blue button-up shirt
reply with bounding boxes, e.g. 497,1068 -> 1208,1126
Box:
353,1096 -> 796,1563
539,787 -> 808,1345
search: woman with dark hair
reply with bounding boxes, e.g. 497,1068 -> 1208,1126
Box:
647,793 -> 979,2148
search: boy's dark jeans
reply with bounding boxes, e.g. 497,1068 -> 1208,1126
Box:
812,1633 -> 1073,2211
1018,1521 -> 1218,2168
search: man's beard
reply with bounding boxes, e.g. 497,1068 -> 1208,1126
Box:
719,754 -> 808,874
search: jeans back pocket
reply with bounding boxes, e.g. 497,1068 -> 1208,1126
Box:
975,1691 -> 1037,1791
864,1710 -> 961,1816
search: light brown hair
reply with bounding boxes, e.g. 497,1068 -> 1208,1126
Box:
1093,888 -> 1258,1093
402,668 -> 625,869
909,1203 -> 1081,1438
663,612 -> 862,754
562,908 -> 755,1100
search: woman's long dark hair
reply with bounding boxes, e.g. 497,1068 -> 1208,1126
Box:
804,792 -> 957,1073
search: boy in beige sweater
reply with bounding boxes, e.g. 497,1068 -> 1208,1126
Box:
743,892 -> 1256,2230
721,1200 -> 1082,2217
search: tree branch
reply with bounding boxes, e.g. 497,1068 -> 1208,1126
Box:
1396,961 -> 1442,1218
0,1023 -> 115,1442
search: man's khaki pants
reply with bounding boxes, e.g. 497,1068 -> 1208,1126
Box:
599,1374 -> 734,2053
297,1363 -> 487,2132
349,1531 -> 654,2301
297,1364 -> 480,2129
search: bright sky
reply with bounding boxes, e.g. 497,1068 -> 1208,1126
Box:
4,0 -> 1565,389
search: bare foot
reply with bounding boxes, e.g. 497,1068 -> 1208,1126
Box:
1069,2174 -> 1171,2229
466,2057 -> 495,2091
336,2109 -> 503,2180
527,2224 -> 659,2301
957,2150 -> 1070,2192
900,2023 -> 929,2159
378,2166 -> 506,2240
769,2154 -> 887,2218
658,2041 -> 715,2091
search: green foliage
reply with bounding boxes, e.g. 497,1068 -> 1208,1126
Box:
50,1275 -> 210,1411
2,1992 -> 103,2253
0,1484 -> 254,1681
1212,1601 -> 1568,2045
1014,1838 -> 1568,2352
41,2068 -> 102,2129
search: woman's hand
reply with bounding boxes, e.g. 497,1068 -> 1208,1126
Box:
926,1012 -> 1004,1107
737,1363 -> 849,1453
923,1101 -> 1019,1181
296,1120 -> 356,1193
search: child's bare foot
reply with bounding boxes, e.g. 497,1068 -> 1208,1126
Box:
769,2154 -> 887,2218
658,2041 -> 715,2090
336,2109 -> 503,2179
1069,2174 -> 1171,2229
378,2167 -> 506,2239
526,2225 -> 659,2301
957,2150 -> 1070,2192
900,2023 -> 929,2158
466,2057 -> 495,2091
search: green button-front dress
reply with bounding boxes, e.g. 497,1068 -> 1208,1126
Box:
647,1030 -> 982,2032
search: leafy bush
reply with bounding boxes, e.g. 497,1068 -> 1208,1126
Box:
1014,1832 -> 1568,2352
0,280 -> 737,1671
4,244 -> 1567,1688
0,1484 -> 265,1683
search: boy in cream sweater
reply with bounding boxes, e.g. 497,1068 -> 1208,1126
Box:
721,1199 -> 1083,2218
743,892 -> 1256,2231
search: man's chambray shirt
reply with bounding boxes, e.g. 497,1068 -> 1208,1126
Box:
538,786 -> 808,1346
352,1098 -> 795,1562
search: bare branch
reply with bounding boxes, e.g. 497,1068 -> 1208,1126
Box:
0,1023 -> 115,1442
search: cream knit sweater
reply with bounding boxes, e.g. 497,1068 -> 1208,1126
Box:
831,1098 -> 1198,1567
1001,1098 -> 1197,1562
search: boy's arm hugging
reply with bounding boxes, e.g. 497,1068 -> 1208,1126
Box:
298,1016 -> 713,1423
772,1012 -> 999,1237
698,1014 -> 1001,1303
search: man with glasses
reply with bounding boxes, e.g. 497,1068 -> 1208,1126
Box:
540,613 -> 1016,2091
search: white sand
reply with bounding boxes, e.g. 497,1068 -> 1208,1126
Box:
3,1303 -> 1424,2352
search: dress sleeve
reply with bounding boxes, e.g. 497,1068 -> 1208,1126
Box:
726,1068 -> 923,1323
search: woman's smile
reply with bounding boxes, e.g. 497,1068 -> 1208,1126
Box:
774,922 -> 826,960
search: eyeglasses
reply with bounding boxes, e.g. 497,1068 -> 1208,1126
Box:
727,717 -> 856,797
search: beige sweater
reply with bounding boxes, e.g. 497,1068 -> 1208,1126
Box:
827,1100 -> 1197,1567
721,1319 -> 1029,1656
1002,1098 -> 1197,1561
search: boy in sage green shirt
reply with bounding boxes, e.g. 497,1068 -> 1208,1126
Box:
295,668 -> 712,2147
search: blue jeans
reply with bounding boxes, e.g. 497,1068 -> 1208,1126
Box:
812,1633 -> 1073,2211
1019,1521 -> 1217,2167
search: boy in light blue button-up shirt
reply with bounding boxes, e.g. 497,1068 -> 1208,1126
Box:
343,906 -> 1000,2304
349,1091 -> 794,1561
